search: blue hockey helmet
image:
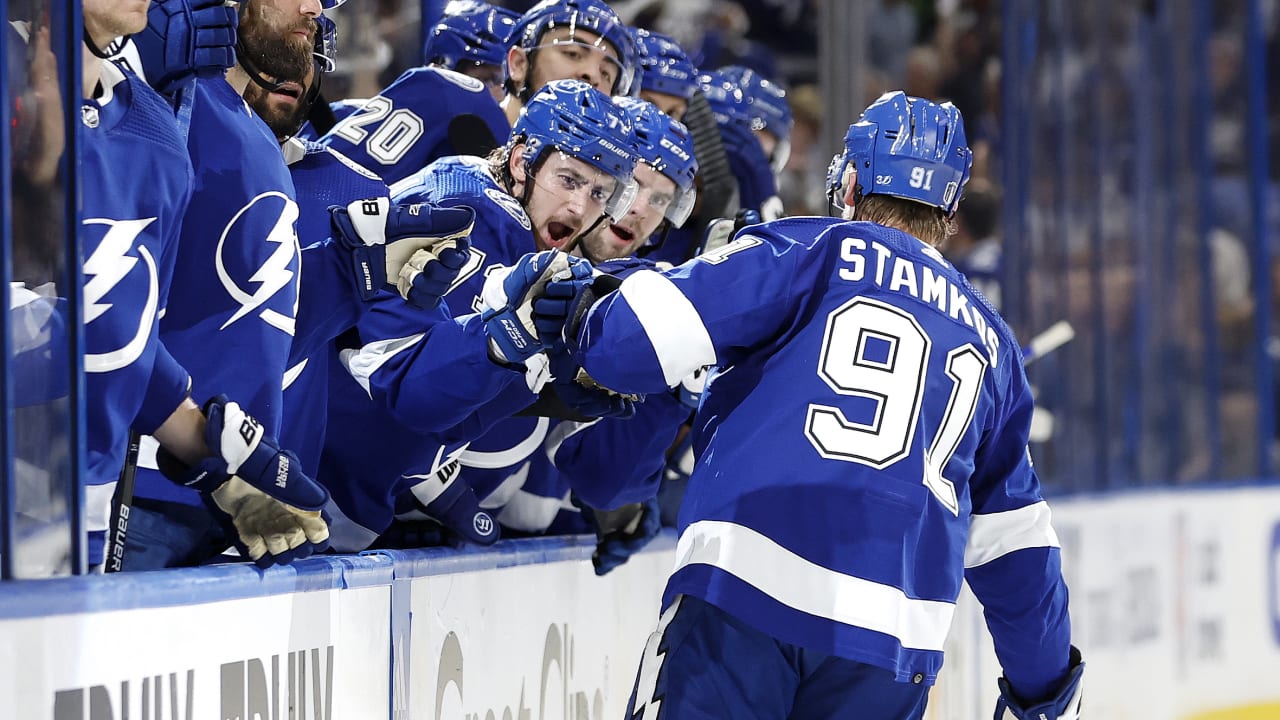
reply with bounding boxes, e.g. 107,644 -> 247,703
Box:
613,96 -> 699,226
826,91 -> 973,216
508,0 -> 639,96
314,14 -> 338,73
715,65 -> 793,173
423,0 -> 519,71
634,29 -> 698,100
699,69 -> 747,124
512,79 -> 640,220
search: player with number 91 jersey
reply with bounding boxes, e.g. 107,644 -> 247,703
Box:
572,216 -> 1069,691
320,67 -> 511,186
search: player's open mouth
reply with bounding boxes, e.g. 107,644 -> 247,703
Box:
546,221 -> 577,247
607,224 -> 636,245
272,82 -> 304,102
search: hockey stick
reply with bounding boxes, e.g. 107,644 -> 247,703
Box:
104,430 -> 141,572
1021,320 -> 1075,365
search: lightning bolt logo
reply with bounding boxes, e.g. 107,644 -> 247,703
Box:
215,191 -> 301,335
82,217 -> 159,373
631,597 -> 681,720
83,217 -> 154,324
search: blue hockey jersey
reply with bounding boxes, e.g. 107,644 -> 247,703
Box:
573,218 -> 1072,696
80,62 -> 195,558
133,77 -> 301,506
320,67 -> 510,186
280,137 -> 389,476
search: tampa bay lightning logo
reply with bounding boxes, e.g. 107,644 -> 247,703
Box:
82,217 -> 159,373
483,188 -> 532,230
215,192 -> 301,335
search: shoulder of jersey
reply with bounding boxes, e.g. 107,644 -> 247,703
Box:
744,216 -> 846,251
315,144 -> 384,182
390,66 -> 490,97
429,156 -> 532,233
108,69 -> 189,159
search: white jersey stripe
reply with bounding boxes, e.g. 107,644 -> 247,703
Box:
340,333 -> 425,397
964,501 -> 1060,568
674,520 -> 956,651
618,270 -> 716,387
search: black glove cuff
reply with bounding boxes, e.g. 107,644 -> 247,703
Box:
565,274 -> 623,353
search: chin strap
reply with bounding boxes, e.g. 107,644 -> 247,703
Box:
235,37 -> 288,94
83,31 -> 123,59
570,214 -> 611,261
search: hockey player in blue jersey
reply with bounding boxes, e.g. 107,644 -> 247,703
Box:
316,79 -> 637,550
318,1 -> 515,185
530,92 -> 1084,719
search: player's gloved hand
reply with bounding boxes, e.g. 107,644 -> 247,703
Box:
696,208 -> 761,257
720,120 -> 784,219
480,251 -> 593,366
590,497 -> 662,575
534,254 -> 652,357
132,0 -> 238,96
544,349 -> 639,419
330,197 -> 476,308
393,461 -> 498,546
994,646 -> 1084,720
155,396 -> 330,568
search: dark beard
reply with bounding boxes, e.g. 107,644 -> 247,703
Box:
244,78 -> 315,141
239,12 -> 313,84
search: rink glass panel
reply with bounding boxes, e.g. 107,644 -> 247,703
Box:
1001,0 -> 1275,492
2,0 -> 84,577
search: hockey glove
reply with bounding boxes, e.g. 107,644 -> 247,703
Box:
696,209 -> 761,258
543,349 -> 639,419
994,646 -> 1084,720
132,0 -> 237,96
155,396 -> 330,567
330,197 -> 476,308
590,497 -> 662,575
480,251 -> 593,366
394,462 -> 499,546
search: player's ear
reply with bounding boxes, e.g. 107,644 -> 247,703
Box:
842,168 -> 858,210
509,143 -> 528,185
507,47 -> 528,92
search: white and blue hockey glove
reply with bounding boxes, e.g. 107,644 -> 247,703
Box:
156,396 -> 330,568
995,646 -> 1084,720
393,462 -> 498,547
480,251 -> 593,367
132,0 -> 237,96
330,197 -> 476,308
590,497 -> 662,576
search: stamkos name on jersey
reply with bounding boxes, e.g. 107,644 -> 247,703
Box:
839,237 -> 1001,366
